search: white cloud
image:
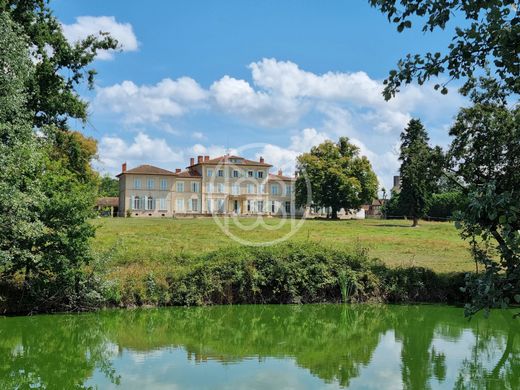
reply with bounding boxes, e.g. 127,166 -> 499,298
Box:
94,77 -> 207,123
210,75 -> 304,127
191,132 -> 206,140
62,16 -> 138,60
96,132 -> 183,174
92,57 -> 464,190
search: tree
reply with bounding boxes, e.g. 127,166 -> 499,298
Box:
1,0 -> 118,129
0,5 -> 105,312
448,77 -> 519,316
398,119 -> 443,227
98,175 -> 119,197
295,137 -> 378,219
369,0 -> 519,99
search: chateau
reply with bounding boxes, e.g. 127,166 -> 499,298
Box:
117,155 -> 297,217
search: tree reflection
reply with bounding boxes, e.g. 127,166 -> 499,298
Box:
0,305 -> 519,389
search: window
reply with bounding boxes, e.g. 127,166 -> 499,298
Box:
257,201 -> 264,212
134,178 -> 141,189
271,200 -> 276,213
133,196 -> 141,210
191,199 -> 198,211
247,184 -> 255,194
285,184 -> 292,196
285,201 -> 291,213
206,198 -> 212,213
176,199 -> 184,211
271,184 -> 279,195
248,171 -> 253,177
259,184 -> 265,194
160,179 -> 168,190
217,183 -> 224,193
191,182 -> 199,193
158,198 -> 167,211
217,199 -> 225,212
217,169 -> 224,177
233,170 -> 239,178
147,179 -> 154,190
207,169 -> 213,177
206,183 -> 213,193
176,182 -> 184,192
247,200 -> 251,212
146,196 -> 154,210
231,184 -> 239,195
257,171 -> 264,179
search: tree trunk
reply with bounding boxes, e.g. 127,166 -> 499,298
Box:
331,209 -> 338,219
412,216 -> 419,227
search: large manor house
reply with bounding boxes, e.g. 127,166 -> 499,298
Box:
117,155 -> 296,217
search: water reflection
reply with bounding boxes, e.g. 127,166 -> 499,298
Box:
0,305 -> 518,389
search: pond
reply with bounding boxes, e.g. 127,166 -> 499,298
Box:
0,304 -> 519,389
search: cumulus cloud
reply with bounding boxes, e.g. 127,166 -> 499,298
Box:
92,57 -> 464,189
96,132 -> 183,173
210,75 -> 304,127
94,77 -> 207,123
62,16 -> 138,60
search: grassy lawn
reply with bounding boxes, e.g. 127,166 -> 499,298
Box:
92,217 -> 474,273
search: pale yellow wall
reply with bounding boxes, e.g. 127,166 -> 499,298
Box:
118,166 -> 299,217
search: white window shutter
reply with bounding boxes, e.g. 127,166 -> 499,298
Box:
131,196 -> 134,209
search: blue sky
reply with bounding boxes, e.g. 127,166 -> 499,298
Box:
53,0 -> 466,190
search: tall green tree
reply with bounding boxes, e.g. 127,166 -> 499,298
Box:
1,0 -> 118,129
0,2 -> 111,312
369,0 -> 519,99
448,77 -> 519,316
398,119 -> 443,227
296,137 -> 378,219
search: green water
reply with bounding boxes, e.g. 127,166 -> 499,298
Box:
1,305 -> 519,389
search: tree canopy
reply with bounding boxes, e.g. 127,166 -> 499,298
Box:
398,119 -> 443,226
295,137 -> 378,219
369,0 -> 519,99
447,77 -> 519,315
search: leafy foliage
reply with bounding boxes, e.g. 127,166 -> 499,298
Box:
98,175 -> 119,197
398,119 -> 443,226
0,5 -> 106,312
447,78 -> 520,315
295,137 -> 378,218
1,0 -> 118,128
369,0 -> 519,99
102,242 -> 465,308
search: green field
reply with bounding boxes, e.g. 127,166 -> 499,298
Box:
92,217 -> 474,273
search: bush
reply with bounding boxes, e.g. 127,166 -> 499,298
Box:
100,242 -> 466,309
428,192 -> 465,219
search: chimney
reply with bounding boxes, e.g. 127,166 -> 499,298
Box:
175,168 -> 181,173
197,155 -> 203,163
393,175 -> 401,188
204,155 -> 209,162
122,162 -> 127,173
278,169 -> 283,176
190,157 -> 195,166
259,156 -> 264,163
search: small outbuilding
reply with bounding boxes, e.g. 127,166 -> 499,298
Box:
95,197 -> 119,217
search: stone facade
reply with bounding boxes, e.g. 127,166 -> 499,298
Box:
117,155 -> 297,217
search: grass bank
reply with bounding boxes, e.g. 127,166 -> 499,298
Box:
1,218 -> 472,313
100,242 -> 467,308
92,217 -> 473,273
